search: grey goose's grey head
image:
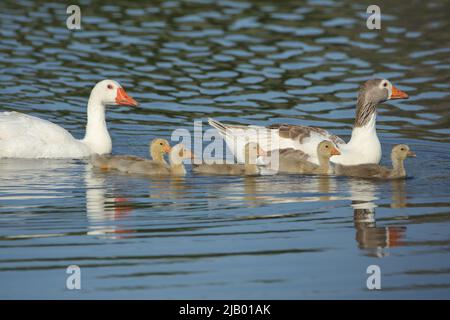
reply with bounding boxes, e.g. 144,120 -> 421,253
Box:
355,79 -> 408,127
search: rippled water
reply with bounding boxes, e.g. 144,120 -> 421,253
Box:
1,0 -> 450,299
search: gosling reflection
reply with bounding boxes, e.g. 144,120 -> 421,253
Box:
391,179 -> 407,208
146,176 -> 190,208
87,164 -> 192,227
241,176 -> 267,208
204,174 -> 339,209
349,178 -> 407,257
256,174 -> 338,204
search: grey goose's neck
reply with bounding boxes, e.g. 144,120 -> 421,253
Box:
354,94 -> 378,128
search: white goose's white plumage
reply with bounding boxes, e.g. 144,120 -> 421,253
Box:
0,112 -> 92,158
0,80 -> 138,159
209,79 -> 409,166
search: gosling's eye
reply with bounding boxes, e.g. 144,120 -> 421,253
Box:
401,148 -> 405,151
107,84 -> 113,90
160,142 -> 163,145
325,145 -> 329,148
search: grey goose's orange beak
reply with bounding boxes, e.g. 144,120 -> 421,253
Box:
390,85 -> 409,100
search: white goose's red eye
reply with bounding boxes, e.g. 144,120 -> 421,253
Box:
107,84 -> 113,90
383,82 -> 388,87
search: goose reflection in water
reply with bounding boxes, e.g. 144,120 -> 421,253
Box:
0,158 -> 84,222
85,166 -> 194,238
203,174 -> 341,209
195,172 -> 409,256
348,178 -> 407,258
85,165 -> 136,239
85,158 -> 406,252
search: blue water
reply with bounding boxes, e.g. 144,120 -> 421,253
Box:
1,0 -> 450,299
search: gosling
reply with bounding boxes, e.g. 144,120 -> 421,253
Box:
334,144 -> 415,179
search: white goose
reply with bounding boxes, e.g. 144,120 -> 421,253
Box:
209,79 -> 408,166
0,80 -> 138,159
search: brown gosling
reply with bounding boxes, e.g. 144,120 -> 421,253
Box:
193,142 -> 265,176
274,140 -> 340,175
91,138 -> 171,171
122,143 -> 193,177
334,144 -> 415,179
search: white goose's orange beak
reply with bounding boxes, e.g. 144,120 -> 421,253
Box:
390,85 -> 408,100
116,87 -> 138,107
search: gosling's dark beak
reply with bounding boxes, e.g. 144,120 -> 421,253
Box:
407,151 -> 416,158
331,147 -> 341,156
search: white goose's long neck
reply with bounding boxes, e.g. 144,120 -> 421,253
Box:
82,95 -> 112,155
